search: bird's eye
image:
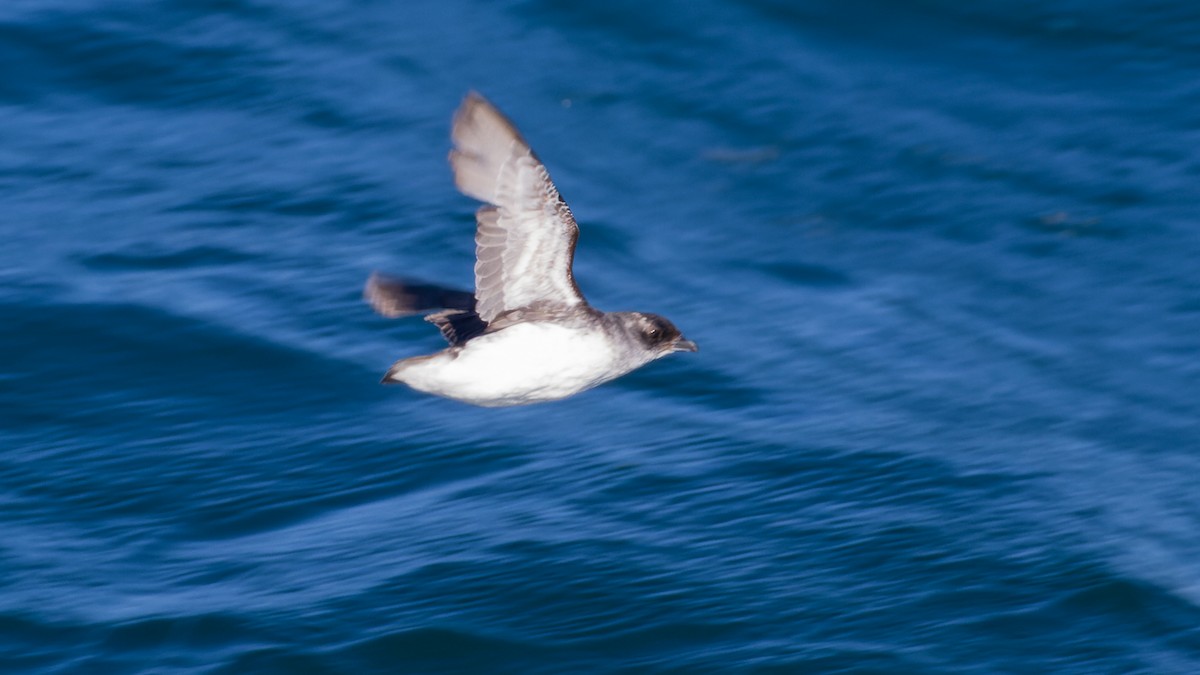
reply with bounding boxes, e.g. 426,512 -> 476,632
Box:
646,328 -> 660,339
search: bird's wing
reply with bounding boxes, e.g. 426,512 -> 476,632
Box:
364,273 -> 487,345
363,273 -> 475,318
424,310 -> 488,346
449,92 -> 586,324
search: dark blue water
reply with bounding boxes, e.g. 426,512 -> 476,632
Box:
4,1 -> 1200,672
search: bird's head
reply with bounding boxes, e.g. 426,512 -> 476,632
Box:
615,312 -> 698,358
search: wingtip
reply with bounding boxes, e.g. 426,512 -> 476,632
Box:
363,272 -> 407,318
363,271 -> 386,298
451,91 -> 527,145
452,91 -> 492,132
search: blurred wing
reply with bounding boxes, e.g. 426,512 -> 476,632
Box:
449,92 -> 585,324
363,273 -> 475,318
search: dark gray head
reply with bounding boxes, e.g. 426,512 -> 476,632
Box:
612,312 -> 698,358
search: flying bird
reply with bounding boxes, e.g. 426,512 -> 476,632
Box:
365,92 -> 696,406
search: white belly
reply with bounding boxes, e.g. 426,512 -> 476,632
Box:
394,323 -> 623,406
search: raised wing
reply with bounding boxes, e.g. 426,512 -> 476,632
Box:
449,92 -> 586,324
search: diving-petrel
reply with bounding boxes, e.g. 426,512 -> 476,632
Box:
365,92 -> 696,406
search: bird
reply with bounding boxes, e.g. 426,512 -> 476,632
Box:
364,92 -> 696,407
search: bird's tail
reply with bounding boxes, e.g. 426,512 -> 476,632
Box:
380,353 -> 440,385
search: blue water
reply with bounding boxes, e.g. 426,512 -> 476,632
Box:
3,1 -> 1199,672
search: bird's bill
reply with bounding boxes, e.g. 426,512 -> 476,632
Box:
672,338 -> 699,353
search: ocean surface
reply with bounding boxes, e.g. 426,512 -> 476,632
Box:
3,1 -> 1199,672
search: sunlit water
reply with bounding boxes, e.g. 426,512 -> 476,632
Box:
2,1 -> 1199,672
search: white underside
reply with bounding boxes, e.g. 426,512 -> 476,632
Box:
389,322 -> 630,406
